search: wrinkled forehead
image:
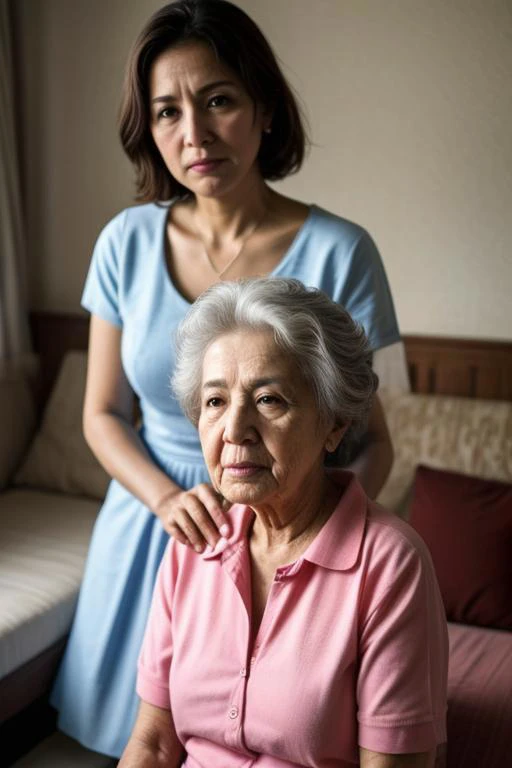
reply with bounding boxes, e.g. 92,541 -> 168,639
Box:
149,39 -> 245,96
200,328 -> 301,389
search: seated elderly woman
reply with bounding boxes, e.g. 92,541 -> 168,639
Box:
119,277 -> 448,768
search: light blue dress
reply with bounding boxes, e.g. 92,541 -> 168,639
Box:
50,202 -> 400,757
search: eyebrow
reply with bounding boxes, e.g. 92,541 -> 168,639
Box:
151,79 -> 237,104
202,377 -> 284,390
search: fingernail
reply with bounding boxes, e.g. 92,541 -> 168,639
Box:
195,544 -> 204,553
220,524 -> 230,537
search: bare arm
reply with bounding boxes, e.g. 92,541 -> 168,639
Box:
118,701 -> 184,768
346,394 -> 394,499
83,315 -> 229,547
360,747 -> 434,768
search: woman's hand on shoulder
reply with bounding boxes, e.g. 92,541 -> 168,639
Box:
154,483 -> 231,551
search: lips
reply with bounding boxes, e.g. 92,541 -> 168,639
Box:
187,158 -> 225,173
223,462 -> 265,477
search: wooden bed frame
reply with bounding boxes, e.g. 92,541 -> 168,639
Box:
30,311 -> 512,405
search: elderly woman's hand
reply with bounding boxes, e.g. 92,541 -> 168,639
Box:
154,483 -> 231,551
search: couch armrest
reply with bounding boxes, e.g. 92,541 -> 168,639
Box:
0,373 -> 36,489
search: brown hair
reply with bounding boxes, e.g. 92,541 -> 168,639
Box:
119,0 -> 309,202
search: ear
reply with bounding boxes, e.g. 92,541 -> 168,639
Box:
325,422 -> 349,454
260,103 -> 274,134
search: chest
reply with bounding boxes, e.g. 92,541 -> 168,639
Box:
169,546 -> 361,765
165,221 -> 303,304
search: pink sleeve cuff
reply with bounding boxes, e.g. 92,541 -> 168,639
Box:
136,667 -> 171,710
358,715 -> 447,754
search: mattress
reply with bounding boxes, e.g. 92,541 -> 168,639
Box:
0,489 -> 99,680
447,621 -> 512,767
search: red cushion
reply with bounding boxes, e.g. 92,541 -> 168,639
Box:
409,465 -> 512,631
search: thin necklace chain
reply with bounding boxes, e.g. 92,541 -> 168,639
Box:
198,208 -> 266,281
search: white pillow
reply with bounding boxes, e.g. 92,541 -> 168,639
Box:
14,351 -> 110,500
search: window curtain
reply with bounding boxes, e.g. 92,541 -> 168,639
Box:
0,0 -> 33,377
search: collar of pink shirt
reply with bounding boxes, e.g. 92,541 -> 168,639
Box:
202,469 -> 367,571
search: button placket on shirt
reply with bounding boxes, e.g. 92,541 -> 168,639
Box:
224,549 -> 301,751
221,540 -> 253,751
225,671 -> 247,749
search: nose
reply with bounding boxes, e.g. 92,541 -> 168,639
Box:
223,402 -> 258,445
183,106 -> 212,147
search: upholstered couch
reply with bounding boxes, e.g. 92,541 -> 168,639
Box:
0,353 -> 108,745
0,352 -> 511,767
377,390 -> 512,768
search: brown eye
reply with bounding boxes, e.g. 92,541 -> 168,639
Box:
208,94 -> 230,108
158,106 -> 179,120
257,395 -> 282,406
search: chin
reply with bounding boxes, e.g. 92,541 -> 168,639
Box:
221,484 -> 269,507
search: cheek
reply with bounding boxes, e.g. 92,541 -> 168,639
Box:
152,128 -> 179,164
198,420 -> 222,464
226,113 -> 262,147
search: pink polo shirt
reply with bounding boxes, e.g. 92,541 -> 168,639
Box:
137,472 -> 448,767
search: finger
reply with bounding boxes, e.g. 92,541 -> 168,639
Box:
194,484 -> 232,538
183,503 -> 224,548
167,508 -> 207,552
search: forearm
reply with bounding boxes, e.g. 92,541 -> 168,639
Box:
347,393 -> 394,499
119,701 -> 184,768
85,410 -> 230,546
346,431 -> 393,500
119,737 -> 183,768
359,747 -> 434,767
84,410 -> 179,511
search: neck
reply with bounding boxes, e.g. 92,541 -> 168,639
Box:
249,472 -> 339,556
193,177 -> 272,246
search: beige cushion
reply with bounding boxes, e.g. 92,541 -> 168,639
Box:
377,392 -> 512,517
14,352 -> 110,500
0,371 -> 36,490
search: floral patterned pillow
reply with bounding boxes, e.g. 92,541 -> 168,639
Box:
377,392 -> 512,517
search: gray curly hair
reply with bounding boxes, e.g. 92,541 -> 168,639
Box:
172,277 -> 378,450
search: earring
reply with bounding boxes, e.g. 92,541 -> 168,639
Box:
263,126 -> 272,134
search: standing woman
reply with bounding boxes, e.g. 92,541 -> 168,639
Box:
51,0 -> 402,758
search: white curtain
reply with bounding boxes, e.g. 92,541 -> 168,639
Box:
0,0 -> 33,376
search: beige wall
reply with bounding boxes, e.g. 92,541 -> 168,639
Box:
14,0 -> 512,339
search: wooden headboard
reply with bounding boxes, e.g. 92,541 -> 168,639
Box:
29,312 -> 512,405
404,335 -> 512,400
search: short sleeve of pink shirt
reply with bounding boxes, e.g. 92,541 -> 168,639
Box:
137,473 -> 448,767
355,508 -> 448,753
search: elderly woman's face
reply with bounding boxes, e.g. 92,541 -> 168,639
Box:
198,329 -> 343,508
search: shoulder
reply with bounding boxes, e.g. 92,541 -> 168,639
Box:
361,502 -> 438,600
96,202 -> 168,244
300,206 -> 385,276
91,203 -> 169,272
365,502 -> 431,563
307,205 -> 371,250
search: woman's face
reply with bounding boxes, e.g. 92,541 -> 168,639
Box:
148,41 -> 269,200
198,329 -> 344,509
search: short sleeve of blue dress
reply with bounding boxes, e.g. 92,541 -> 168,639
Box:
82,209 -> 126,327
274,205 -> 400,351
